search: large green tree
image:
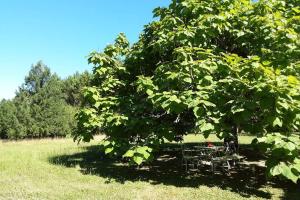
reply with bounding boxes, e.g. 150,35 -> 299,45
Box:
63,71 -> 91,107
20,62 -> 77,138
0,61 -> 80,139
22,61 -> 52,95
0,100 -> 26,139
76,0 -> 300,182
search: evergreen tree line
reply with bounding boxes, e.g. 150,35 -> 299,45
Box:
0,61 -> 91,139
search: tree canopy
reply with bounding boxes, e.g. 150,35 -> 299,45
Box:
76,0 -> 300,183
0,61 -> 91,139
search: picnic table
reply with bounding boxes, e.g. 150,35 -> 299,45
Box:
181,145 -> 243,173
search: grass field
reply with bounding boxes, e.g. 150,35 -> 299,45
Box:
0,135 -> 299,200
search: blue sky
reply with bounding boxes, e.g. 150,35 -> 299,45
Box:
0,0 -> 171,100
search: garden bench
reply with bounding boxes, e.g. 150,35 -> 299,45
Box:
211,154 -> 245,173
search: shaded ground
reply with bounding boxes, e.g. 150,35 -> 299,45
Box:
49,143 -> 300,200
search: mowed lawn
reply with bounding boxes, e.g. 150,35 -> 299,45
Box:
0,135 -> 299,200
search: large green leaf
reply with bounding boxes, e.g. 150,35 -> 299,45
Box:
133,156 -> 144,165
273,117 -> 283,127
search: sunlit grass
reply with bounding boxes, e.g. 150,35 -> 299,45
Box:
183,134 -> 255,144
0,136 -> 297,200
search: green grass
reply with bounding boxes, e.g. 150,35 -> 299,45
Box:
183,134 -> 255,144
0,135 -> 298,200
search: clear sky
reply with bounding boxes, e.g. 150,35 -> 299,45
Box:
0,0 -> 171,100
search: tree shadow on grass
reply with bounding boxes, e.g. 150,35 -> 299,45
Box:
49,143 -> 299,199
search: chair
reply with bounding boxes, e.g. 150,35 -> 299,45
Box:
210,151 -> 244,173
211,156 -> 231,173
181,145 -> 199,171
195,147 -> 215,168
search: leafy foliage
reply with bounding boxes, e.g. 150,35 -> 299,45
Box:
253,133 -> 300,183
0,62 -> 90,139
62,71 -> 91,106
0,100 -> 26,139
76,0 -> 300,182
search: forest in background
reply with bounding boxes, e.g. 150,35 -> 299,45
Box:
0,61 -> 91,139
